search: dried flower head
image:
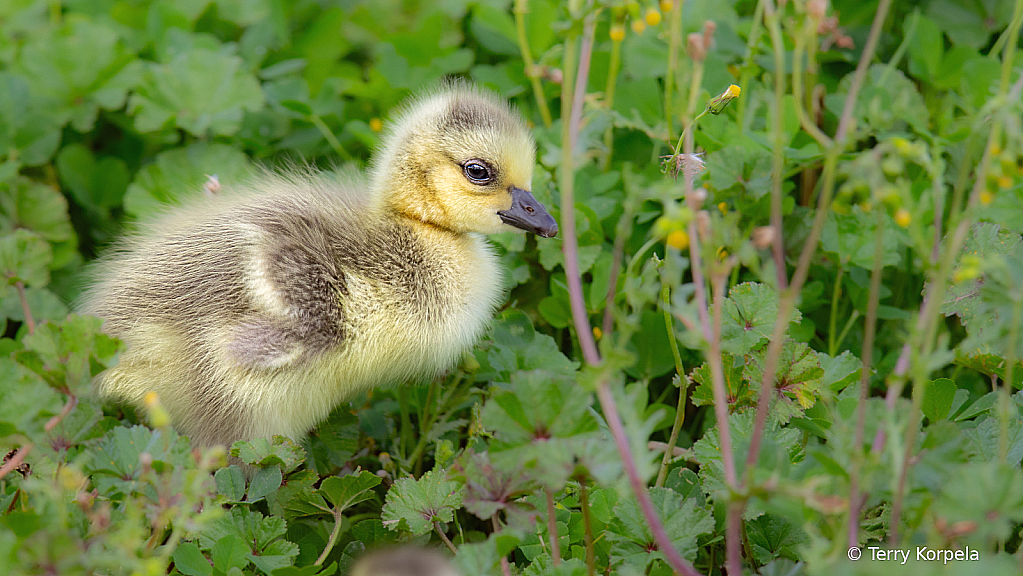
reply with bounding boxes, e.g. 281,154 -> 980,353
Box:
751,226 -> 776,249
660,151 -> 706,182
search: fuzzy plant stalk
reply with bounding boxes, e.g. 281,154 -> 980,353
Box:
745,0 -> 893,482
873,0 -> 1023,457
764,0 -> 788,289
558,7 -> 704,576
847,209 -> 886,548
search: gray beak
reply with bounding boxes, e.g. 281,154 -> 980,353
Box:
497,186 -> 558,238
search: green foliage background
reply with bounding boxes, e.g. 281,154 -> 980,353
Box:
1,0 -> 1023,574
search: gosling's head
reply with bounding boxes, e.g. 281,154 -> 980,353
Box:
370,83 -> 558,238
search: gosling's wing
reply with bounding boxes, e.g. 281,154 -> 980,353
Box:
225,196 -> 353,370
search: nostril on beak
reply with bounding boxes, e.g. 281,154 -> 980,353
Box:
525,206 -> 534,214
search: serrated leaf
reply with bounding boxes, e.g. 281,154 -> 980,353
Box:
0,230 -> 51,287
691,354 -> 750,409
247,539 -> 299,575
714,282 -> 802,355
231,436 -> 306,472
0,357 -> 62,439
129,49 -> 265,136
608,487 -> 714,570
381,470 -> 464,536
0,176 -> 75,243
745,340 -> 825,422
172,541 -> 213,576
318,470 -> 381,511
481,370 -> 599,489
123,143 -> 252,219
746,514 -> 809,565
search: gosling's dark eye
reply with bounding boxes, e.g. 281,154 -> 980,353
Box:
463,161 -> 494,185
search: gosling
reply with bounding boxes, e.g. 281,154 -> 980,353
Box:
79,84 -> 557,451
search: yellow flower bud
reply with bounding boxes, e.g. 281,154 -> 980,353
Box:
609,24 -> 626,42
592,326 -> 603,340
707,85 -> 741,114
980,190 -> 994,205
894,208 -> 911,228
997,175 -> 1013,189
666,230 -> 689,250
660,0 -> 673,12
717,202 -> 727,215
369,118 -> 383,132
645,8 -> 661,25
631,19 -> 646,35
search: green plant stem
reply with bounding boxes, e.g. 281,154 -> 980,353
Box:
309,114 -> 350,160
603,36 -> 623,165
15,281 -> 35,335
786,11 -> 832,148
763,0 -> 789,288
561,9 -> 703,575
664,0 -> 682,135
515,0 -> 553,128
579,482 -> 596,576
656,281 -> 689,487
847,210 -> 885,549
561,16 -> 601,366
434,521 -> 458,554
827,265 -> 844,356
545,488 -> 561,565
833,310 -> 861,354
746,0 -> 893,482
1000,297 -> 1021,460
408,373 -> 468,468
314,509 -> 345,565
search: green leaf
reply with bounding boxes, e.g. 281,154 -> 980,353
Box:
247,539 -> 299,575
691,354 -> 750,409
231,436 -> 306,473
21,315 -> 121,396
818,351 -> 862,392
212,535 -> 251,573
0,230 -> 51,287
481,370 -> 599,489
0,176 -> 75,243
129,49 -> 265,136
0,72 -> 63,166
56,144 -> 129,209
17,20 -> 141,132
933,461 -> 1023,544
922,378 -> 957,421
247,465 -> 283,502
608,487 -> 714,571
123,143 -> 252,219
746,514 -> 809,565
381,469 -> 464,536
821,208 -> 902,269
318,470 -> 382,512
0,357 -> 62,439
215,466 -> 247,502
172,541 -> 213,576
745,340 -> 825,422
715,282 -> 802,355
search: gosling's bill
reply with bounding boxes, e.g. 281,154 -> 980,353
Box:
79,83 -> 557,451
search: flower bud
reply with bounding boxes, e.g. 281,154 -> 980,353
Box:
686,33 -> 705,62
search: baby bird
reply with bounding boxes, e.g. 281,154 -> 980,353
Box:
79,83 -> 557,450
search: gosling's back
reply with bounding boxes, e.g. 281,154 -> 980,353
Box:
80,172 -> 502,448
